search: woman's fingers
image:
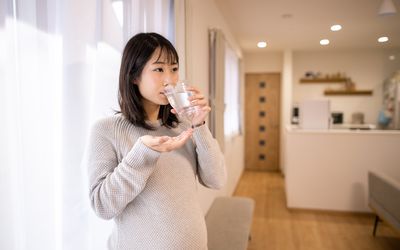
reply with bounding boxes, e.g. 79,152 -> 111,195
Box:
171,130 -> 192,146
186,86 -> 201,94
188,93 -> 209,111
188,93 -> 205,102
158,136 -> 170,144
201,106 -> 211,112
184,86 -> 210,108
175,129 -> 190,140
140,135 -> 157,147
163,129 -> 193,150
191,98 -> 208,107
140,129 -> 193,152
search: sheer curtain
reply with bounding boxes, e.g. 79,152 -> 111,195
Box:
209,28 -> 242,149
209,28 -> 225,151
1,0 -> 176,249
224,42 -> 240,137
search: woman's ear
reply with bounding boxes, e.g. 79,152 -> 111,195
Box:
133,77 -> 141,85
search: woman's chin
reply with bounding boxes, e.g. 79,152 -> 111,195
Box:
159,101 -> 169,106
158,95 -> 169,105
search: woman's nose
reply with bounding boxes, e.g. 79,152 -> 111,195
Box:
163,72 -> 178,85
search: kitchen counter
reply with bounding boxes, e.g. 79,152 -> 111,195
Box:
284,126 -> 400,212
288,125 -> 400,134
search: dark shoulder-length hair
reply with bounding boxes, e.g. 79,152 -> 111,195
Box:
118,32 -> 179,130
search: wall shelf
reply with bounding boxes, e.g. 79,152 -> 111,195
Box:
324,90 -> 373,96
300,78 -> 347,84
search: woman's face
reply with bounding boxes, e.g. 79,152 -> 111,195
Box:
136,47 -> 179,107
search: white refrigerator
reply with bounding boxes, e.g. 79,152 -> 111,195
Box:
299,100 -> 331,130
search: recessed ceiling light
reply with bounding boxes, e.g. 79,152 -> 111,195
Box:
320,39 -> 330,45
378,36 -> 389,43
330,25 -> 342,31
257,41 -> 267,48
389,55 -> 396,60
281,13 -> 293,19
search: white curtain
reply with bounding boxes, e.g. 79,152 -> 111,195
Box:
224,42 -> 240,137
123,0 -> 175,43
0,0 -> 176,249
209,28 -> 225,152
209,29 -> 242,149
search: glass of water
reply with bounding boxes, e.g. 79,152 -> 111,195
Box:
163,81 -> 198,124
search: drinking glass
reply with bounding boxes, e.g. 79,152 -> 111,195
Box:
163,81 -> 198,124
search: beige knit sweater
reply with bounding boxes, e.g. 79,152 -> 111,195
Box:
85,115 -> 226,249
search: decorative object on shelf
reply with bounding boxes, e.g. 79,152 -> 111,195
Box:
345,78 -> 356,90
304,71 -> 315,78
303,71 -> 322,79
331,112 -> 343,124
351,112 -> 365,124
300,71 -> 347,83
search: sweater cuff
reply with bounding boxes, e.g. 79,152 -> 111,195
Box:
123,138 -> 161,168
192,124 -> 214,149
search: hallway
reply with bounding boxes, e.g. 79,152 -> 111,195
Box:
233,171 -> 400,250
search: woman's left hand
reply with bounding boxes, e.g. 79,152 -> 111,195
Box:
171,86 -> 210,126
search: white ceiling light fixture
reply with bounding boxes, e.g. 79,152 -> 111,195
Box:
379,0 -> 397,15
389,55 -> 396,60
320,39 -> 330,45
378,36 -> 389,43
257,41 -> 267,48
330,24 -> 342,31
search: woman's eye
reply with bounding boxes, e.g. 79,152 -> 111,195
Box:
172,67 -> 179,72
154,68 -> 164,72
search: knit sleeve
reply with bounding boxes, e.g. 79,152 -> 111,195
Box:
86,120 -> 161,220
192,124 -> 227,189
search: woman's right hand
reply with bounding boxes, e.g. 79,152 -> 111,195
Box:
140,128 -> 193,152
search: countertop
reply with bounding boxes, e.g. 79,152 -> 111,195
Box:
286,125 -> 400,135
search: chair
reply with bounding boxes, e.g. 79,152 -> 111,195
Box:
368,171 -> 400,236
205,196 -> 255,250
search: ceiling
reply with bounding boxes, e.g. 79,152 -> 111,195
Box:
214,0 -> 400,52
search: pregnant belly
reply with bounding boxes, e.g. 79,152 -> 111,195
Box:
116,203 -> 208,249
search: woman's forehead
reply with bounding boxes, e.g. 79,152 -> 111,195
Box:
151,47 -> 177,64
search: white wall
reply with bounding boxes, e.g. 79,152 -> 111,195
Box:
280,50 -> 293,175
185,0 -> 245,213
244,51 -> 283,73
293,49 -> 400,125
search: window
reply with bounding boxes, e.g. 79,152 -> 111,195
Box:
2,1 -> 176,249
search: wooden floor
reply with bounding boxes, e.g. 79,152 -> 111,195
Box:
233,171 -> 400,250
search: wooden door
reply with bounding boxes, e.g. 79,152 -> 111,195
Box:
245,73 -> 280,171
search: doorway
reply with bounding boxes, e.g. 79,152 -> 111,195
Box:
245,73 -> 281,171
